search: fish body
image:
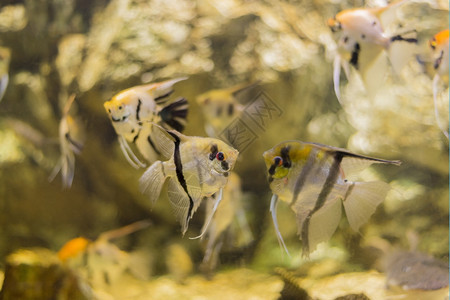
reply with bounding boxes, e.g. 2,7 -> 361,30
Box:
263,141 -> 400,256
104,77 -> 188,168
328,2 -> 417,102
58,220 -> 151,286
196,82 -> 258,137
429,29 -> 449,139
49,94 -> 85,188
139,126 -> 239,235
0,47 -> 11,102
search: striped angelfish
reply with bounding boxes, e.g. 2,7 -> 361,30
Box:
139,125 -> 239,237
104,77 -> 189,168
263,141 -> 401,256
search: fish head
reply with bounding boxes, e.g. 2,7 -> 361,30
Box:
205,139 -> 239,175
327,16 -> 341,33
263,141 -> 314,196
58,237 -> 90,263
104,88 -> 151,124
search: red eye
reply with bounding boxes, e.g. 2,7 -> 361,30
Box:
273,156 -> 283,166
216,152 -> 225,161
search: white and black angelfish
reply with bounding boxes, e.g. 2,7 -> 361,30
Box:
263,141 -> 401,256
327,1 -> 418,102
104,77 -> 189,168
139,125 -> 239,236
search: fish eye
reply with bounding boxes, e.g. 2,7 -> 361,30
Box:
118,105 -> 123,110
273,156 -> 283,166
108,109 -> 111,113
216,152 -> 225,161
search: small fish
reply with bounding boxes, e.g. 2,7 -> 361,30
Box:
0,47 -> 11,102
196,82 -> 259,138
429,29 -> 449,139
104,77 -> 188,168
328,1 -> 417,102
139,125 -> 239,236
263,141 -> 400,256
49,94 -> 85,189
200,172 -> 253,275
58,220 -> 151,286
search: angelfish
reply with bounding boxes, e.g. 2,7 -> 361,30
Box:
263,141 -> 401,256
49,94 -> 85,188
327,1 -> 417,102
139,126 -> 239,236
104,77 -> 188,168
429,29 -> 449,139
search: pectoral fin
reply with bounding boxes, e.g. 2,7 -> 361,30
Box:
270,194 -> 290,257
139,161 -> 167,206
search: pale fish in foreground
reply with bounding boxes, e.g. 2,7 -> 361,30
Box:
49,94 -> 85,189
0,47 -> 11,102
200,172 -> 253,276
196,81 -> 259,138
327,0 -> 417,103
263,141 -> 401,256
58,220 -> 152,287
103,77 -> 188,168
139,125 -> 239,236
429,29 -> 449,139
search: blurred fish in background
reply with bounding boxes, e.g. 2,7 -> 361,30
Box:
196,81 -> 260,138
104,77 -> 188,168
328,0 -> 418,103
49,94 -> 86,189
429,29 -> 449,139
0,47 -> 10,102
199,172 -> 253,277
58,220 -> 152,290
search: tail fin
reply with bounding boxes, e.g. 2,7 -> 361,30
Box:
342,181 -> 391,232
159,97 -> 189,132
139,160 -> 167,206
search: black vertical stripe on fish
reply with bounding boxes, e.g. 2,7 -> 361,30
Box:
168,131 -> 194,227
65,133 -> 83,152
301,152 -> 344,254
147,135 -> 161,155
154,90 -> 174,104
290,149 -> 318,206
209,144 -> 218,160
136,99 -> 142,121
132,128 -> 141,143
221,160 -> 229,171
280,146 -> 291,168
228,103 -> 234,116
350,43 -> 360,67
343,181 -> 355,201
434,50 -> 444,69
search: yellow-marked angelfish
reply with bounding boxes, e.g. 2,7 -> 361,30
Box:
196,82 -> 259,138
104,77 -> 188,168
58,220 -> 151,286
0,47 -> 10,102
139,125 -> 239,236
327,1 -> 417,102
49,94 -> 85,189
263,141 -> 401,256
200,172 -> 253,275
429,29 -> 449,139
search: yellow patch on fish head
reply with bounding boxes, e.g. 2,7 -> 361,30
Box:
58,237 -> 90,263
327,16 -> 341,33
